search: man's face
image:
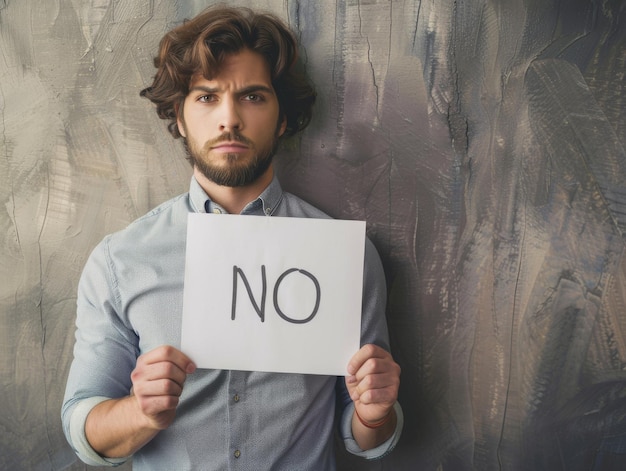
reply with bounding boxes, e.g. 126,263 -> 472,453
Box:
177,48 -> 286,187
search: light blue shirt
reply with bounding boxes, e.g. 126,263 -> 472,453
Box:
62,175 -> 403,470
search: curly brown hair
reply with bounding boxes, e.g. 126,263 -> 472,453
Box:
140,5 -> 316,139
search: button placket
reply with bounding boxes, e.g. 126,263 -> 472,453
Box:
228,371 -> 246,467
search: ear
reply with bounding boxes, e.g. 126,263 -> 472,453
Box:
277,116 -> 287,137
175,100 -> 187,138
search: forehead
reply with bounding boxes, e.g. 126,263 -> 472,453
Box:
190,48 -> 273,89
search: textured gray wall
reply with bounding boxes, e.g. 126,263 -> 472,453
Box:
1,1 -> 625,470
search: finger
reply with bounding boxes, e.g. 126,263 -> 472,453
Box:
346,344 -> 391,376
140,345 -> 196,373
132,363 -> 188,394
352,377 -> 398,405
348,359 -> 401,389
133,375 -> 185,398
346,370 -> 400,398
131,346 -> 196,395
345,346 -> 398,396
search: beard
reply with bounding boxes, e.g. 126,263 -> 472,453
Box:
184,128 -> 280,188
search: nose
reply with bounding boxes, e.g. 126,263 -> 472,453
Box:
218,97 -> 242,132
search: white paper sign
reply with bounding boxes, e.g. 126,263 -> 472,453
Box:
181,214 -> 365,375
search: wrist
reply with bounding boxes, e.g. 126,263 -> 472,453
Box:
354,407 -> 393,429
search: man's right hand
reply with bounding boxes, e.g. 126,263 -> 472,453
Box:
130,345 -> 197,430
84,345 -> 196,458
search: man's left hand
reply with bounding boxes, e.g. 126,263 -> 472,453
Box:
345,344 -> 400,425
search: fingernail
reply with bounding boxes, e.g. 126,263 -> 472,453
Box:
186,363 -> 197,374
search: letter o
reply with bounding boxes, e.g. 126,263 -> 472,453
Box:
273,268 -> 321,324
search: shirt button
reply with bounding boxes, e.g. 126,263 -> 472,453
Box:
234,450 -> 241,459
264,207 -> 272,215
212,208 -> 222,214
233,394 -> 240,403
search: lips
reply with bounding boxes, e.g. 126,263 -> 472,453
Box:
211,142 -> 249,153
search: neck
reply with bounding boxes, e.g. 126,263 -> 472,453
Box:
193,165 -> 274,214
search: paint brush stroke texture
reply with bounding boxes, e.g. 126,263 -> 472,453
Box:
1,1 -> 625,470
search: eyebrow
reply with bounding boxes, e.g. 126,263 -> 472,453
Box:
188,84 -> 276,96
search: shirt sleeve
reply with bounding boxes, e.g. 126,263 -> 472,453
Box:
340,401 -> 404,459
61,237 -> 139,466
64,396 -> 129,466
359,238 -> 390,348
337,237 -> 404,459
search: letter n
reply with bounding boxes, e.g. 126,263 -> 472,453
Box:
232,265 -> 267,322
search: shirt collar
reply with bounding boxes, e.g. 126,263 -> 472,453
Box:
188,174 -> 284,216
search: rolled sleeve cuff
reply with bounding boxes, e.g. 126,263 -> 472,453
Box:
68,396 -> 130,467
340,401 -> 404,460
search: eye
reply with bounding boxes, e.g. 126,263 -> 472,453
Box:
197,94 -> 217,103
243,94 -> 264,103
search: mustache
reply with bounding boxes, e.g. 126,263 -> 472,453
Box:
203,131 -> 253,149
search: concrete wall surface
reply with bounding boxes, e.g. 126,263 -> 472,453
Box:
1,0 -> 625,470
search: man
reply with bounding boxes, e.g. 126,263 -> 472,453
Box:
62,5 -> 402,470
